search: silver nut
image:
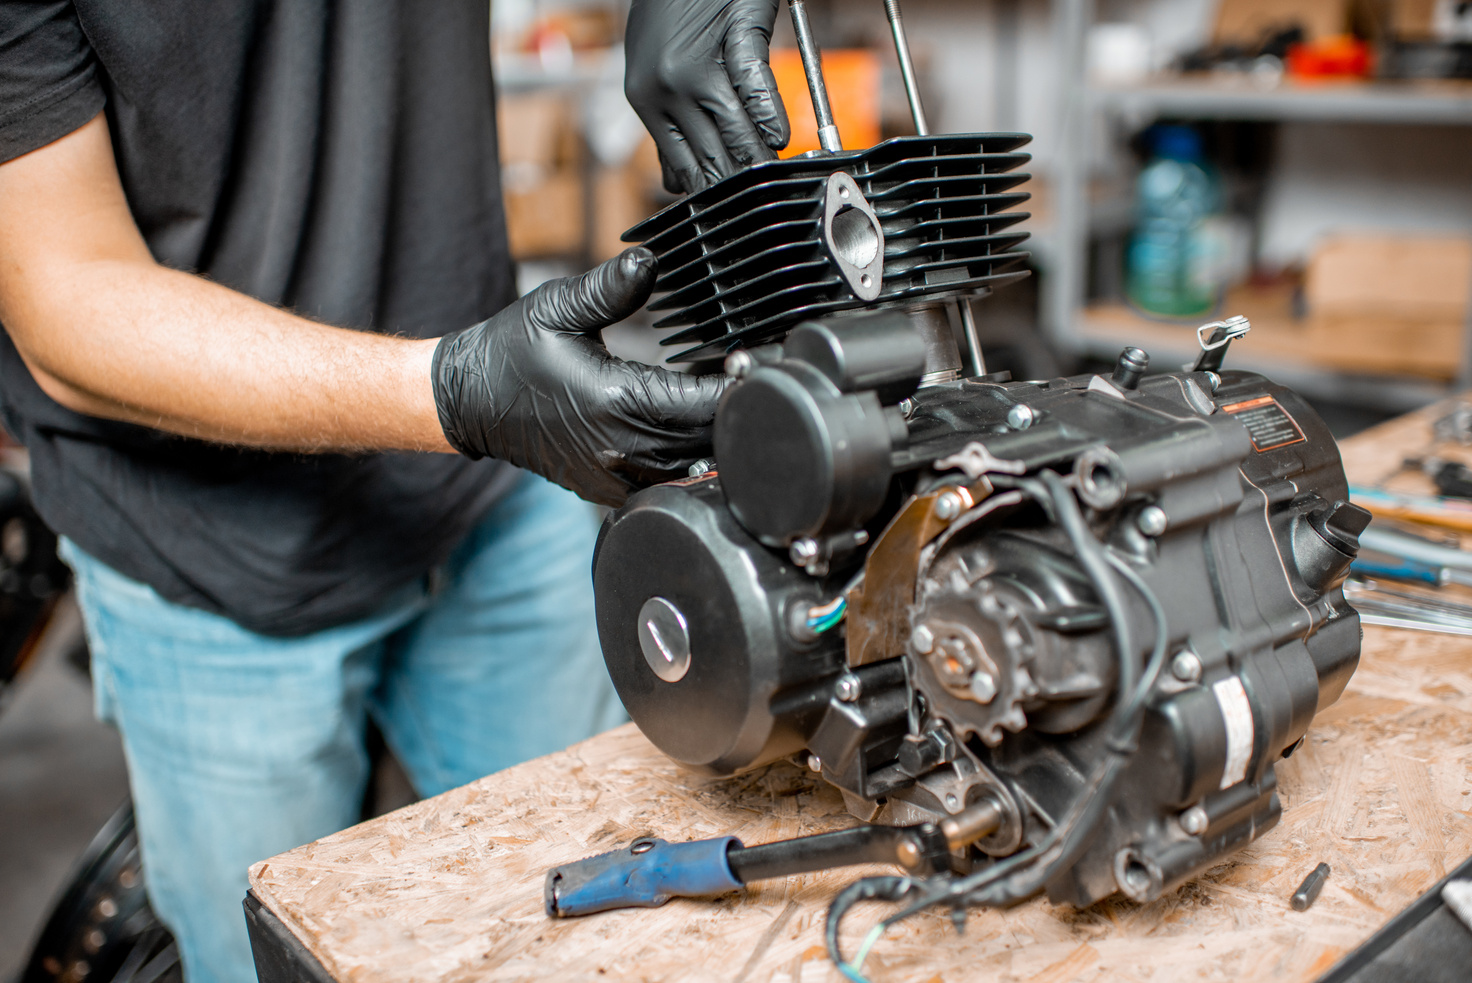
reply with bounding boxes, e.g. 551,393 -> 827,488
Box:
911,623 -> 936,654
724,350 -> 754,379
687,459 -> 713,479
789,538 -> 820,566
969,671 -> 998,703
836,673 -> 863,703
806,753 -> 823,773
1179,805 -> 1209,836
1007,404 -> 1036,430
1204,371 -> 1222,392
1171,650 -> 1203,684
1136,505 -> 1168,537
934,490 -> 965,521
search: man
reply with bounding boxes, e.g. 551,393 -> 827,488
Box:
0,1 -> 789,980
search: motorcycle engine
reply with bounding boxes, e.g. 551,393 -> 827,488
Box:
592,132 -> 1367,910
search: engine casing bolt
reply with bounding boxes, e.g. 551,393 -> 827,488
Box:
687,459 -> 714,479
1172,650 -> 1203,684
896,839 -> 922,868
969,672 -> 997,703
724,350 -> 754,378
836,673 -> 863,702
935,490 -> 965,521
806,753 -> 823,772
789,538 -> 820,567
1179,805 -> 1209,836
911,623 -> 936,654
1137,505 -> 1168,537
1007,404 -> 1035,430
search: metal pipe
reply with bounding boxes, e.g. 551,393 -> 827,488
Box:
883,0 -> 929,136
786,0 -> 842,152
958,299 -> 986,377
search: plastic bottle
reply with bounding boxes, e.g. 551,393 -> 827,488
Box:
1125,125 -> 1222,318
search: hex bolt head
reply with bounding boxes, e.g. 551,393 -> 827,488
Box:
969,672 -> 998,703
1179,805 -> 1209,836
806,753 -> 823,773
687,459 -> 714,479
789,538 -> 820,567
724,350 -> 754,379
1204,371 -> 1222,392
934,490 -> 965,521
836,673 -> 863,703
1171,650 -> 1203,684
1137,505 -> 1169,537
898,397 -> 917,419
1007,404 -> 1036,430
911,623 -> 936,654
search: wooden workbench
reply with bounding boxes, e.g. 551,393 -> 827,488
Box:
248,403 -> 1472,983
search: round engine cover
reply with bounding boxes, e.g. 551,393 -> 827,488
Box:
592,476 -> 843,774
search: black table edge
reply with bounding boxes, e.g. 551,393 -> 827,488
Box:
244,889 -> 337,983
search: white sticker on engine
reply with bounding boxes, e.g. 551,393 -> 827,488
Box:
1213,676 -> 1254,790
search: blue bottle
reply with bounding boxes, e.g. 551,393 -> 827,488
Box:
1126,125 -> 1221,318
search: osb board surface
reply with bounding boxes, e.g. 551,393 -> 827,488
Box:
250,408 -> 1472,983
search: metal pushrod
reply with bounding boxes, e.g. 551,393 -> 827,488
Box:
786,0 -> 842,152
883,0 -> 929,135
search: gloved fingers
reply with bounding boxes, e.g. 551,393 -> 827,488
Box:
642,116 -> 706,195
696,71 -> 779,169
526,248 -> 658,336
667,100 -> 744,191
612,359 -> 731,431
724,24 -> 790,151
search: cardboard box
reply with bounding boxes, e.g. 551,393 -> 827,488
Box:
1213,0 -> 1350,44
1303,233 -> 1471,379
770,49 -> 881,156
504,172 -> 584,259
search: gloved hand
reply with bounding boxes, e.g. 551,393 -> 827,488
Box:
432,248 -> 727,507
625,0 -> 790,194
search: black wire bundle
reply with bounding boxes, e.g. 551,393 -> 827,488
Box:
825,469 -> 1172,980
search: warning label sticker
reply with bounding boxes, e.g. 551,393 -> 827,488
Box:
1221,395 -> 1306,452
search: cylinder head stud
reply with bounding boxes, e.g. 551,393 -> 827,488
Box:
1179,805 -> 1209,836
1171,649 -> 1204,684
1112,347 -> 1150,390
1137,505 -> 1169,537
1006,403 -> 1035,430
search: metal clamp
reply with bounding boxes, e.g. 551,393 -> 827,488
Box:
1192,315 -> 1251,372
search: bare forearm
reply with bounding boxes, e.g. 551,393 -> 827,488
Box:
4,257 -> 451,454
0,113 -> 453,455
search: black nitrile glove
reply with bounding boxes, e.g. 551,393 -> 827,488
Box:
432,248 -> 727,508
625,0 -> 790,194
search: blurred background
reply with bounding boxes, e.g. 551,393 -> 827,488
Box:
7,0 -> 1472,975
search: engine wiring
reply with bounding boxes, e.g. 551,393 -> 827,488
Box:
824,469 -> 1172,981
806,570 -> 867,634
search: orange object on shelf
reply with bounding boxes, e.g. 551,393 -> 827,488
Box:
769,49 -> 881,156
1286,34 -> 1374,78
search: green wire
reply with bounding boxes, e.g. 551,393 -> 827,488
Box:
838,923 -> 886,983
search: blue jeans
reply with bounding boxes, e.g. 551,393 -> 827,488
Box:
62,472 -> 623,983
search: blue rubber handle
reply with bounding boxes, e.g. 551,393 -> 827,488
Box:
545,836 -> 744,917
1351,559 -> 1442,586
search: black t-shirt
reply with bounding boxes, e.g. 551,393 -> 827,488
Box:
0,0 -> 520,636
